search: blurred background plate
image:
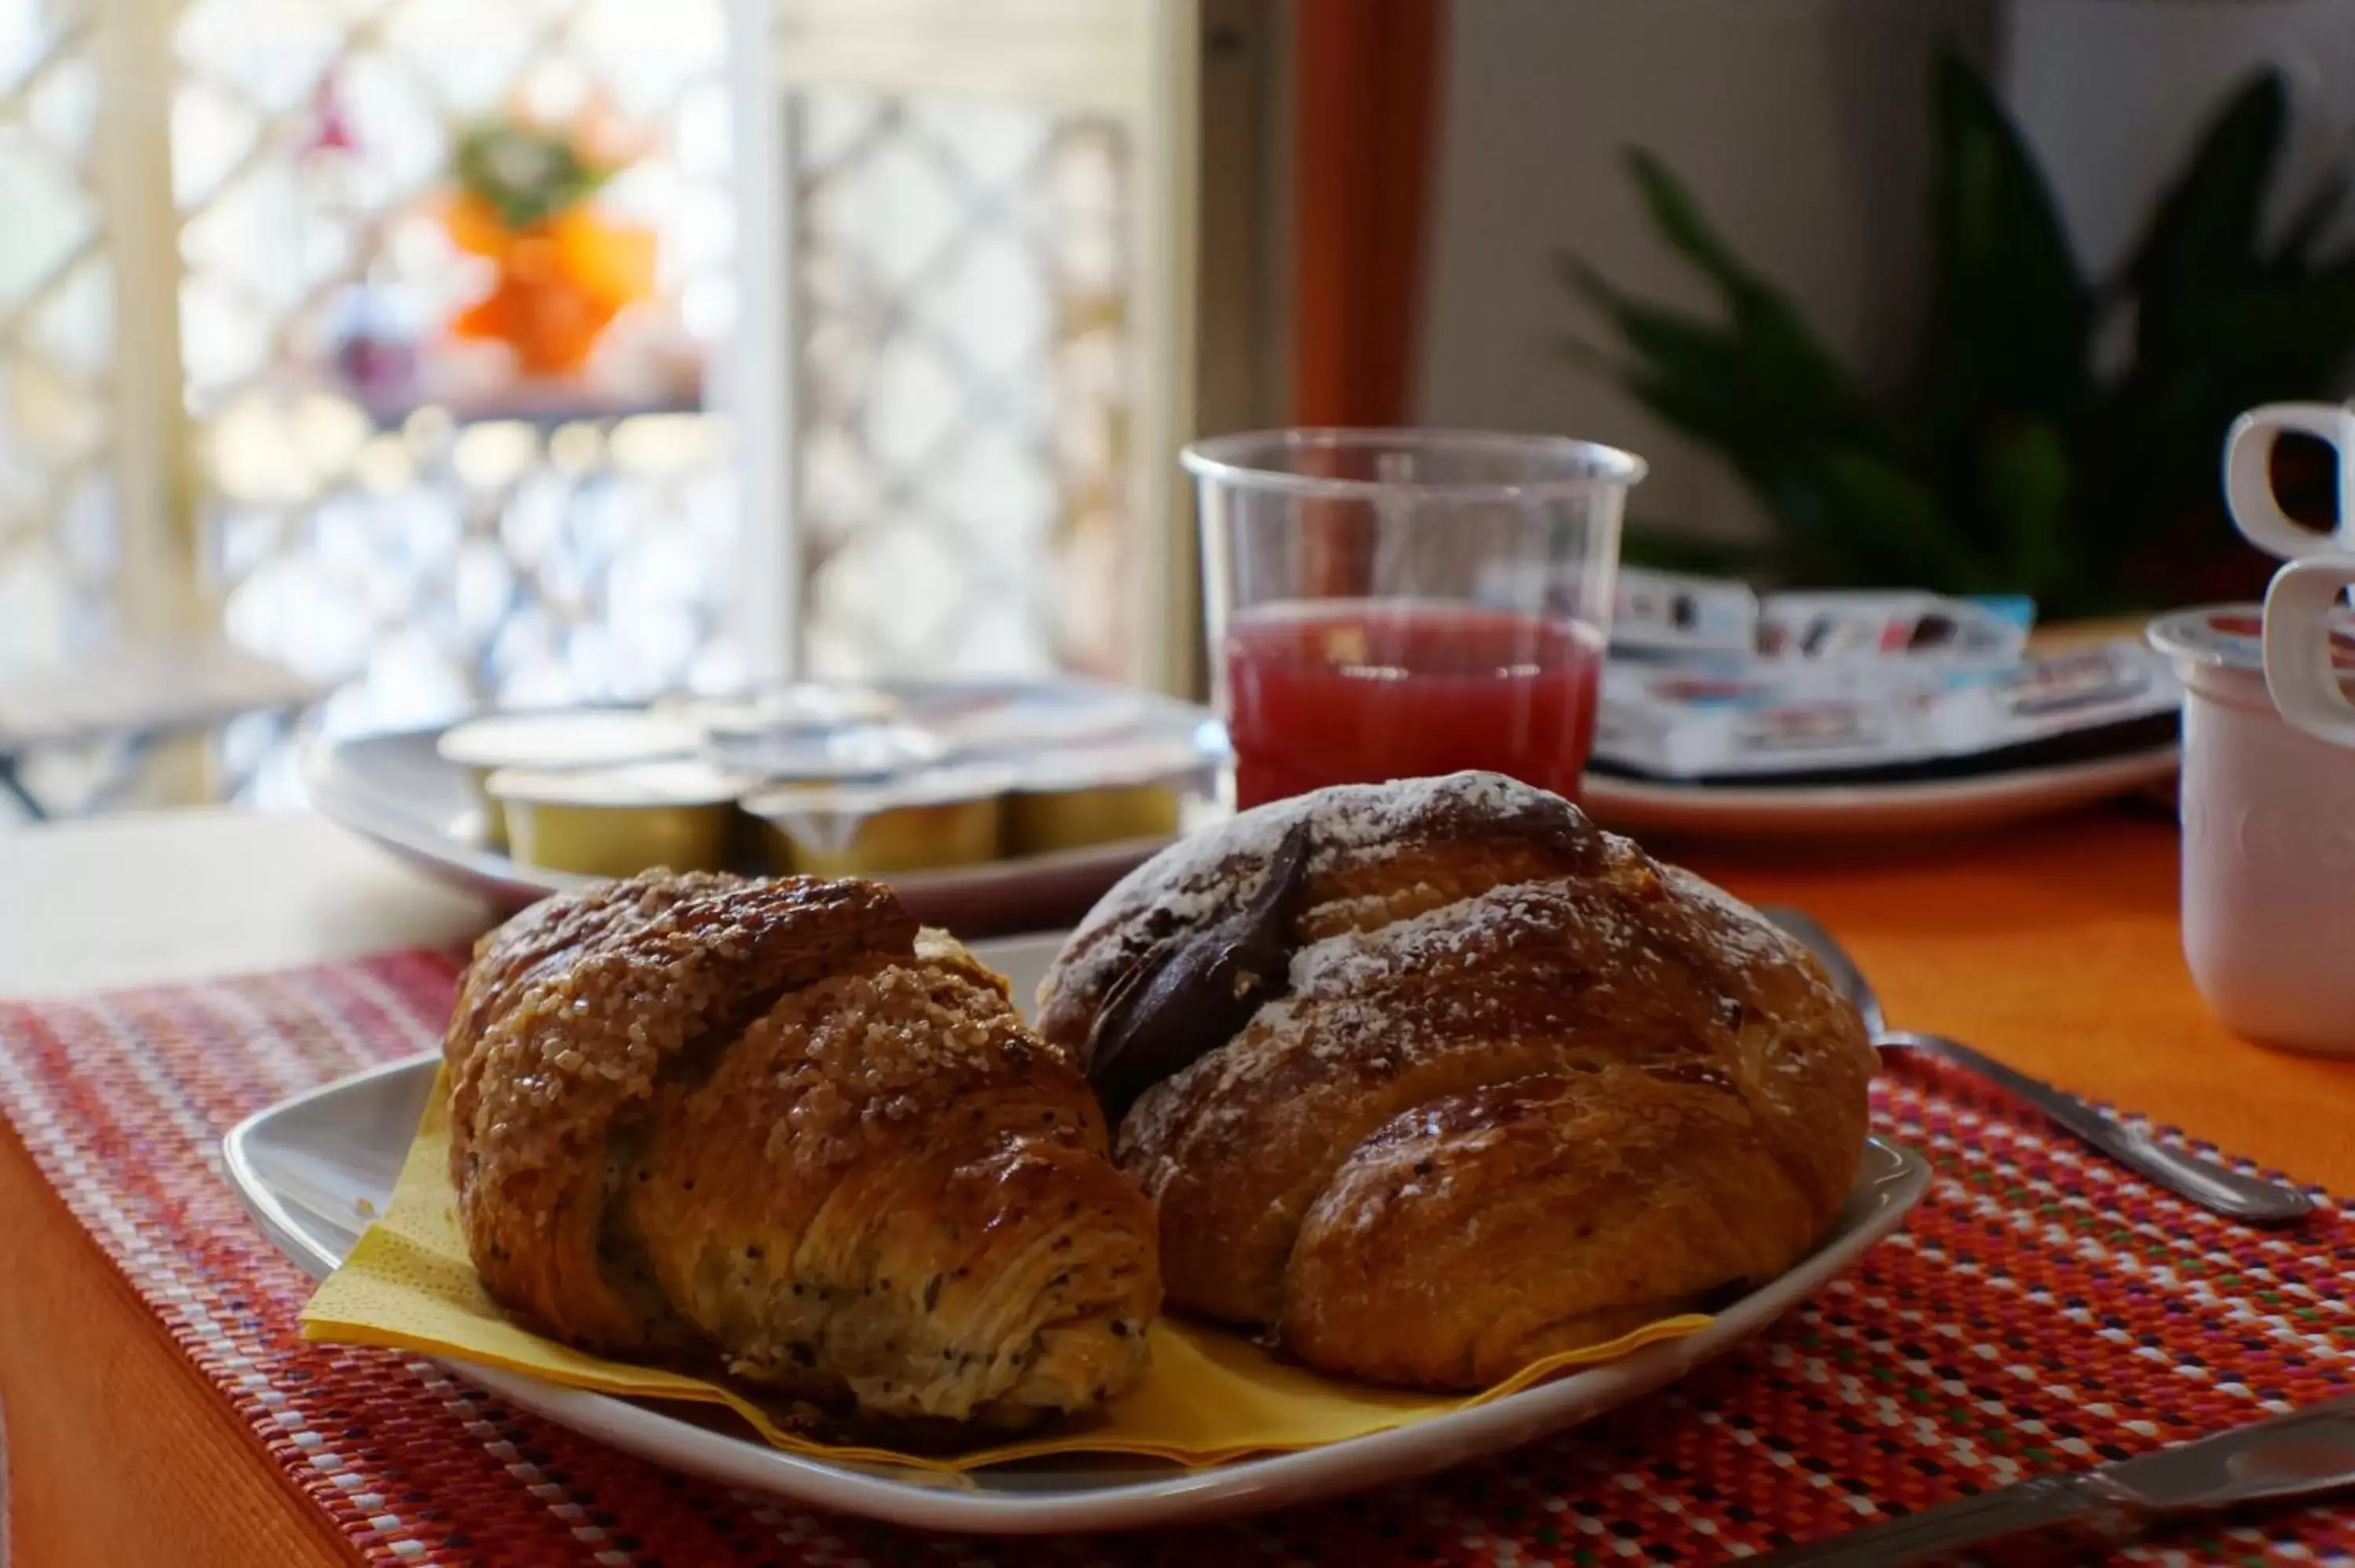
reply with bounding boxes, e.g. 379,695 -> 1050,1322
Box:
1580,743 -> 2179,844
305,699 -> 1221,936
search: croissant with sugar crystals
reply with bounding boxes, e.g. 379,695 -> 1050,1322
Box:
1039,771 -> 1876,1392
444,870 -> 1160,1429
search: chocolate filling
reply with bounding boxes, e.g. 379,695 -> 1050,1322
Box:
1086,821 -> 1315,1122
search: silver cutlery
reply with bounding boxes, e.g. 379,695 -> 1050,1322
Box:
1743,1394 -> 2355,1564
1760,906 -> 2314,1227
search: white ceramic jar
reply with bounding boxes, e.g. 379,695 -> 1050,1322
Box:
2149,607 -> 2355,1056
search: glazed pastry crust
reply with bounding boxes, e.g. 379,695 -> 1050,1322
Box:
446,870 -> 1159,1427
1037,773 -> 1875,1391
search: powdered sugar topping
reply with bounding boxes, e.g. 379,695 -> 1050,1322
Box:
1048,771 -> 1584,1011
1658,866 -> 1795,967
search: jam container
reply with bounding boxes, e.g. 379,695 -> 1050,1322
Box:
922,684 -> 1150,753
1005,736 -> 1212,855
487,759 -> 749,879
657,683 -> 904,735
436,709 -> 699,850
703,720 -> 946,786
743,764 -> 1015,879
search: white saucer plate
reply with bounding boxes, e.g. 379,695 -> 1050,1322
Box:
1582,744 -> 2178,841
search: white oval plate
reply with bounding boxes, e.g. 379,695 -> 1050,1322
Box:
1582,744 -> 2178,842
223,939 -> 1930,1535
302,725 -> 1199,935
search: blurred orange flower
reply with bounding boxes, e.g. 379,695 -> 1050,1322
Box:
440,93 -> 657,377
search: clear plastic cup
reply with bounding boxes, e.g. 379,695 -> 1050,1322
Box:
1181,428 -> 1643,809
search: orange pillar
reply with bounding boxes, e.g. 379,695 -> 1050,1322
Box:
1293,0 -> 1446,429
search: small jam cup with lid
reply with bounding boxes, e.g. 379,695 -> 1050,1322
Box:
653,683 -> 904,734
743,763 -> 1015,879
702,720 -> 946,785
2148,605 -> 2355,1056
488,758 -> 749,878
1005,736 -> 1214,856
437,709 -> 701,850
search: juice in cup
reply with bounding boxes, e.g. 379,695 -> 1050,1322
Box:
1222,601 -> 1606,808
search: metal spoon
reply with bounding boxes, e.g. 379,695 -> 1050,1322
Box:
1760,906 -> 2315,1227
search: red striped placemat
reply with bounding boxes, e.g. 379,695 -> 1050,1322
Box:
1,951 -> 2349,1566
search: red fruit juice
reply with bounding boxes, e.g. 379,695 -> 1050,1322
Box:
1221,601 -> 1607,809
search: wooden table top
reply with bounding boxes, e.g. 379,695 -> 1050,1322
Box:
2,804 -> 2346,1566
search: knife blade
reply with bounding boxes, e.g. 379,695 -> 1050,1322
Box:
1745,1396 -> 2355,1565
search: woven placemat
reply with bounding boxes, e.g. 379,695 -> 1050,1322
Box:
1,951 -> 2349,1566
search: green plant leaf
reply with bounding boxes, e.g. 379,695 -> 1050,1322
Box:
1565,257 -> 1878,462
453,120 -> 612,228
1618,522 -> 1785,581
1623,147 -> 1751,288
2125,69 -> 2285,358
2272,170 -> 2346,278
1556,46 -> 2355,617
1810,449 -> 1999,591
1569,228 -> 1955,589
1978,421 -> 2075,596
2207,256 -> 2355,375
2080,252 -> 2355,563
1920,51 -> 2094,439
1620,150 -> 1883,430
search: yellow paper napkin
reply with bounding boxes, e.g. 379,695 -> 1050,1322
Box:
300,1068 -> 1711,1472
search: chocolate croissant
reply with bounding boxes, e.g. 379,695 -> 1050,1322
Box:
1037,772 -> 1875,1391
444,870 -> 1160,1428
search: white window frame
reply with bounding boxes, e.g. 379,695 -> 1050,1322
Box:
725,0 -> 1288,698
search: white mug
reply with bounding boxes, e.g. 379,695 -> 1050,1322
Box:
2261,554 -> 2355,746
2224,402 -> 2355,560
2150,607 -> 2355,1056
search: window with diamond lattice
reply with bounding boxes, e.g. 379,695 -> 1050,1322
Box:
2,0 -> 754,813
181,0 -> 745,759
0,0 -> 115,672
792,86 -> 1134,684
2,0 -> 1207,819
